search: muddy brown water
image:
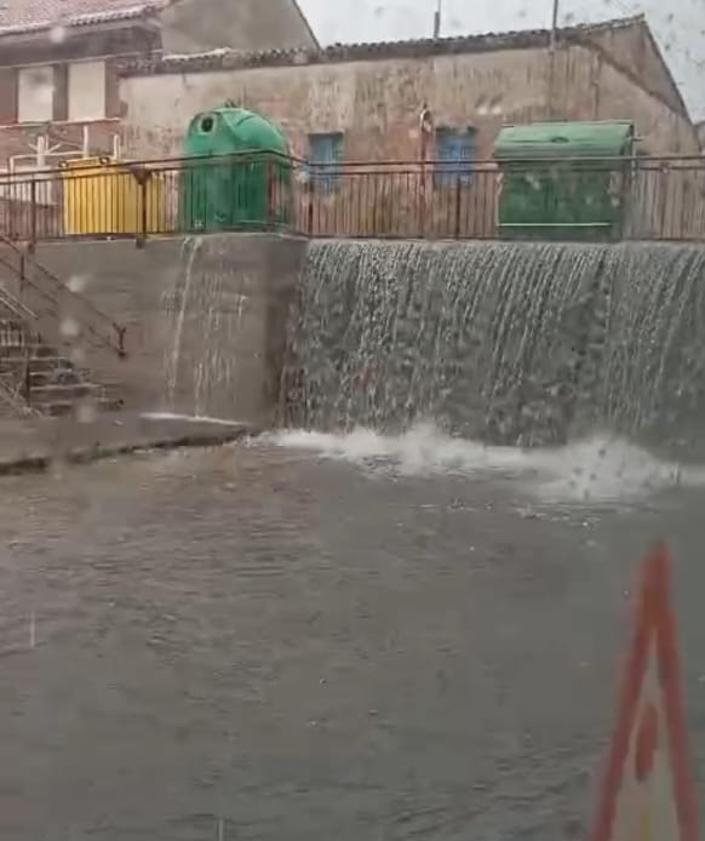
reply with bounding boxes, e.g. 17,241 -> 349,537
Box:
1,439 -> 705,840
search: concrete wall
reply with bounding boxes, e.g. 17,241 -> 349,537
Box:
551,46 -> 697,154
584,20 -> 687,118
119,41 -> 699,161
31,233 -> 307,425
160,0 -> 317,53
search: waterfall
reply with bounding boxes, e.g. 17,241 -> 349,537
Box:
285,240 -> 705,449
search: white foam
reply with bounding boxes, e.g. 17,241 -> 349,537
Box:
267,424 -> 705,503
141,412 -> 244,427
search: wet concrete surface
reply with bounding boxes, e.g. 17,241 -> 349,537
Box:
0,411 -> 251,473
1,441 -> 705,840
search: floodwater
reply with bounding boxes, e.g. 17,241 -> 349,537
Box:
1,435 -> 705,840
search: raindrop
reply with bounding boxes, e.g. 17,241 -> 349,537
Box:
489,96 -> 503,116
49,25 -> 67,44
60,316 -> 80,338
76,400 -> 97,424
67,275 -> 87,293
69,346 -> 86,365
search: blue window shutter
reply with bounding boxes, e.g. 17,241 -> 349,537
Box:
435,128 -> 475,186
308,132 -> 343,191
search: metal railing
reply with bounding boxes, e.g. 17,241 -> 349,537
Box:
0,235 -> 126,359
0,151 -> 704,243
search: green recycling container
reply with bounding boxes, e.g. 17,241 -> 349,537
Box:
181,107 -> 291,231
494,121 -> 635,241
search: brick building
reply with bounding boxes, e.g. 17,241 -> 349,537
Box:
117,15 -> 699,164
0,0 -> 317,171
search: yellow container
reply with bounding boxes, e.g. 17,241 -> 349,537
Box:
61,158 -> 165,235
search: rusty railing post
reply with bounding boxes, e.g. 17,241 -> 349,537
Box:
18,251 -> 25,302
140,171 -> 149,248
132,166 -> 150,248
115,324 -> 127,358
22,343 -> 30,402
29,177 -> 37,251
454,175 -> 462,238
418,165 -> 427,238
306,176 -> 314,236
266,158 -> 274,229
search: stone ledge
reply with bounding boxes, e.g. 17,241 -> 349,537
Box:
0,425 -> 255,476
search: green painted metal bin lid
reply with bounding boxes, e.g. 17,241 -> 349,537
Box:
494,121 -> 634,160
184,106 -> 289,157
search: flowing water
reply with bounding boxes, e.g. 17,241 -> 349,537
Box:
6,239 -> 705,838
285,240 -> 705,455
162,236 -> 247,418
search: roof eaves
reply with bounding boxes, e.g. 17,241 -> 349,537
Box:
0,3 -> 160,37
118,14 -> 649,77
639,20 -> 691,120
290,0 -> 320,50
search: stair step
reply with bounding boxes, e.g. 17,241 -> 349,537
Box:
0,357 -> 72,373
29,383 -> 102,401
31,397 -> 123,417
0,344 -> 54,358
29,369 -> 81,386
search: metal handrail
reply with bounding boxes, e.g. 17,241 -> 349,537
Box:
0,149 -> 703,244
0,268 -> 36,322
0,150 -> 702,183
0,235 -> 126,358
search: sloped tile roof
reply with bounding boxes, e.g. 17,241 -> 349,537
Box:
123,14 -> 647,75
0,0 -> 163,35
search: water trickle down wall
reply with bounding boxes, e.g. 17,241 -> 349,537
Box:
160,234 -> 303,422
285,240 -> 705,449
163,236 -> 245,417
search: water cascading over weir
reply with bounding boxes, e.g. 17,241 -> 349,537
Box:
284,240 -> 705,454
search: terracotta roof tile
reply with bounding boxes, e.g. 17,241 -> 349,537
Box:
0,0 -> 163,34
123,14 -> 647,74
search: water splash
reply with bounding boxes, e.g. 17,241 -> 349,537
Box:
269,424 -> 704,503
142,411 -> 245,426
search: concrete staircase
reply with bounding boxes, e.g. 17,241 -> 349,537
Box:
0,238 -> 127,419
0,323 -> 123,416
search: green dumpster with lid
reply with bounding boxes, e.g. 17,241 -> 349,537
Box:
494,121 -> 635,241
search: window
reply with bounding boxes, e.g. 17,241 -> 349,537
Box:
308,132 -> 344,192
435,127 -> 476,187
17,65 -> 53,123
68,61 -> 106,121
